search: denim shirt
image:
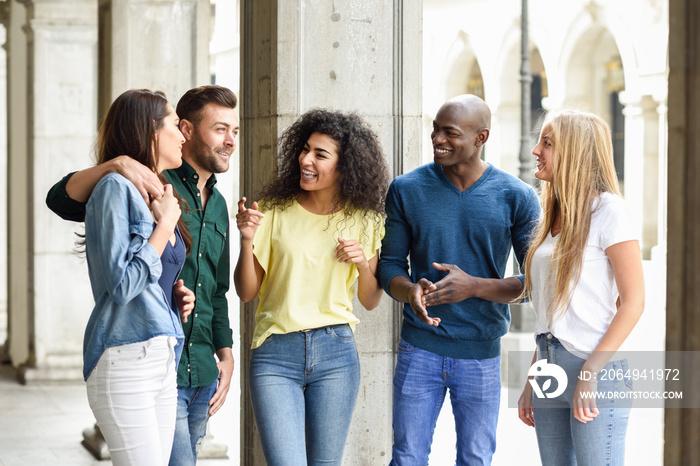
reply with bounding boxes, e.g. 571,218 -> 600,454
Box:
82,173 -> 184,381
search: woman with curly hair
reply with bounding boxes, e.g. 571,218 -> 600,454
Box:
517,110 -> 645,465
234,108 -> 389,465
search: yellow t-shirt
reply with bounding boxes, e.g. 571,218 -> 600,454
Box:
251,200 -> 384,349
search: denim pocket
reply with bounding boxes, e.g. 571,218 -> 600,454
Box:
329,325 -> 355,343
620,359 -> 634,391
258,333 -> 277,347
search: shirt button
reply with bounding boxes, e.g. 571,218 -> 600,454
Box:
197,193 -> 200,197
203,223 -> 206,227
187,368 -> 190,372
194,313 -> 198,318
194,174 -> 198,179
197,283 -> 202,287
182,177 -> 186,181
198,253 -> 202,257
189,343 -> 193,347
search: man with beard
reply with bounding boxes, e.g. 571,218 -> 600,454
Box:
46,85 -> 238,466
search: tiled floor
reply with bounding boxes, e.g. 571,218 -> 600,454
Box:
0,363 -> 238,466
0,360 -> 663,466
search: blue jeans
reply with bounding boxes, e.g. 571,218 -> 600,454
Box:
249,325 -> 361,466
532,333 -> 632,466
168,380 -> 218,466
390,339 -> 501,466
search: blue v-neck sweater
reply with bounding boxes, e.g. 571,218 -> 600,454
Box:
378,162 -> 540,359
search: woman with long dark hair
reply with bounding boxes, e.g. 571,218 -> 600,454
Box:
234,109 -> 389,465
82,89 -> 193,465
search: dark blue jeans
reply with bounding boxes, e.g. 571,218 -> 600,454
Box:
249,325 -> 361,466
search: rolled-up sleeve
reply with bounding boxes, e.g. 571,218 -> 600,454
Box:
86,176 -> 162,306
46,172 -> 88,222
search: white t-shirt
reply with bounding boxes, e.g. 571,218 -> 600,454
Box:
531,192 -> 640,355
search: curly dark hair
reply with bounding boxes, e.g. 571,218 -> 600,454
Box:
259,109 -> 389,220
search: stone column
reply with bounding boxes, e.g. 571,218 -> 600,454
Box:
5,0 -> 30,373
618,91 -> 645,241
640,94 -> 661,258
619,92 -> 663,259
651,91 -> 667,262
240,1 -> 422,464
3,0 -> 98,383
665,0 -> 700,464
0,8 -> 8,359
96,0 -> 210,117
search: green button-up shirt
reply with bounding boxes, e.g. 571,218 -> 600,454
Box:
46,160 -> 234,388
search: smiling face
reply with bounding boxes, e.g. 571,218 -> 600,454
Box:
532,123 -> 555,182
155,104 -> 185,173
184,103 -> 239,176
431,102 -> 482,168
298,132 -> 341,196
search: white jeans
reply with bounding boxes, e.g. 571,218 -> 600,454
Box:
86,335 -> 178,466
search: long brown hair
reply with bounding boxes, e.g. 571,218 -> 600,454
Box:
522,110 -> 620,319
94,89 -> 192,252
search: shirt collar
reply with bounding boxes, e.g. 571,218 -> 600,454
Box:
173,159 -> 218,188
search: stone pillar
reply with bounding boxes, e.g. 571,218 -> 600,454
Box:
96,0 -> 210,117
0,9 -> 8,358
5,0 -> 30,373
640,94 -> 661,258
619,92 -> 663,259
3,0 -> 97,382
651,91 -> 668,262
618,91 -> 645,241
665,0 -> 700,464
240,1 -> 422,464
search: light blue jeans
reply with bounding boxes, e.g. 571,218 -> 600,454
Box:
390,339 -> 501,466
249,324 -> 361,466
532,333 -> 632,466
168,380 -> 218,466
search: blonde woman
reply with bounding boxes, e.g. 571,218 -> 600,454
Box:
517,110 -> 645,465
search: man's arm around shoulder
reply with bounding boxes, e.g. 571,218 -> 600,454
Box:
46,155 -> 164,221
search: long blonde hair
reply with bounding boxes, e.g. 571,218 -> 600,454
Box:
522,110 -> 621,318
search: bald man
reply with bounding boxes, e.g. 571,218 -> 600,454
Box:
378,95 -> 541,465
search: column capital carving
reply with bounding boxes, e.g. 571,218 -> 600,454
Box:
617,90 -> 642,108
